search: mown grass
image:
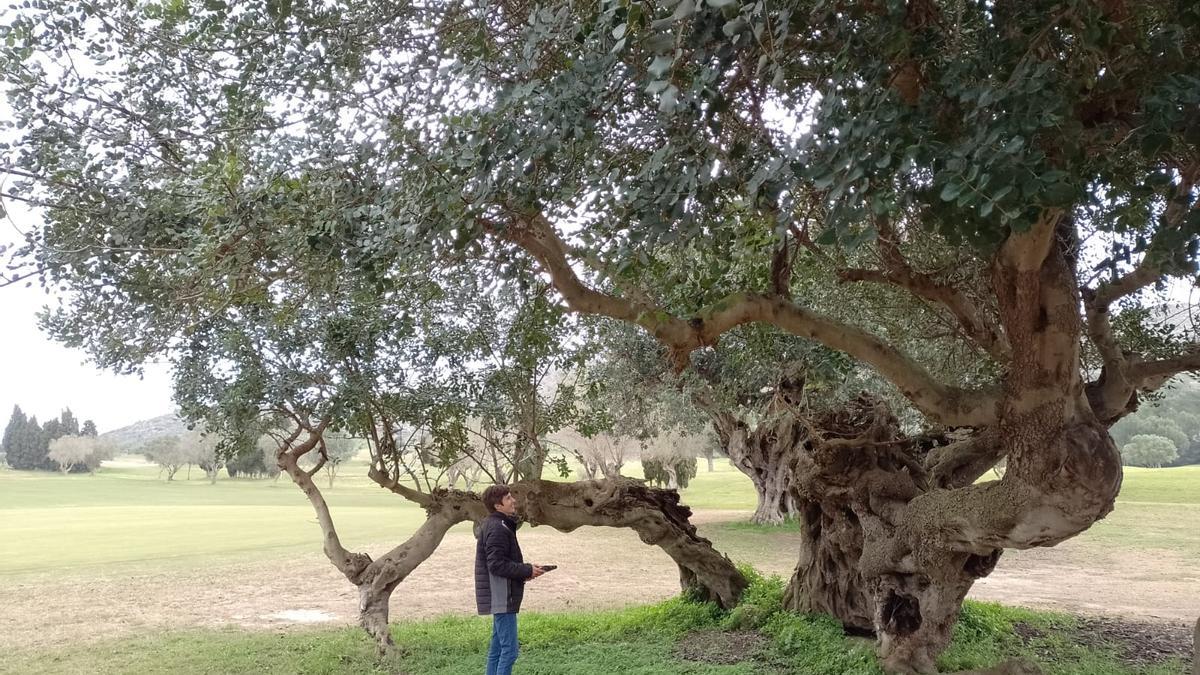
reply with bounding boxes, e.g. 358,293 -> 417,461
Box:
0,462 -> 443,577
5,569 -> 1186,675
1,462 -> 1196,580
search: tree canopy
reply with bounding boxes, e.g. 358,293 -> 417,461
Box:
4,1 -> 1200,672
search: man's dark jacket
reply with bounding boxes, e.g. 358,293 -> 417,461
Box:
474,511 -> 533,615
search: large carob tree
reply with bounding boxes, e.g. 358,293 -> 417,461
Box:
5,1 -> 1200,672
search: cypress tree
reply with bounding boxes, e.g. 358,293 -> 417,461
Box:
59,409 -> 79,437
2,405 -> 26,468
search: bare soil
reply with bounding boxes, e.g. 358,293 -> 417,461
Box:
0,511 -> 1196,654
674,629 -> 772,666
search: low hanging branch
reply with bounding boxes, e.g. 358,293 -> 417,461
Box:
368,461 -> 748,609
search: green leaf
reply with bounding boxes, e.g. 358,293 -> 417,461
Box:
1141,133 -> 1171,156
707,0 -> 737,7
1042,182 -> 1076,206
1002,136 -> 1024,154
648,55 -> 673,79
612,23 -> 627,39
643,32 -> 674,52
940,181 -> 963,202
658,85 -> 679,112
815,227 -> 839,245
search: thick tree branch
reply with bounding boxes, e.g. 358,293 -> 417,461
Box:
872,217 -> 1008,360
1083,177 -> 1197,417
279,440 -> 371,583
1000,210 -> 1061,273
924,430 -> 1005,490
495,213 -> 999,427
1135,349 -> 1200,387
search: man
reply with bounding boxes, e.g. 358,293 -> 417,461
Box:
475,484 -> 545,675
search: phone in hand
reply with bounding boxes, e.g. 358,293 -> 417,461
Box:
538,564 -> 557,572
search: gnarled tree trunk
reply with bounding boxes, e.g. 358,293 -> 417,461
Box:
854,222 -> 1121,674
783,500 -> 873,632
367,468 -> 749,609
712,414 -> 798,525
507,478 -> 749,609
280,420 -> 475,654
702,372 -> 811,526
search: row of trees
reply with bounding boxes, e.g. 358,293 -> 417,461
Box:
140,429 -> 361,485
4,1 -> 1199,673
2,406 -> 99,472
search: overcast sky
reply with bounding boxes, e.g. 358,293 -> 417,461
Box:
0,203 -> 174,434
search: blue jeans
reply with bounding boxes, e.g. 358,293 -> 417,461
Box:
485,612 -> 519,675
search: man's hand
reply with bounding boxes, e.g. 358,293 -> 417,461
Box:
529,565 -> 546,579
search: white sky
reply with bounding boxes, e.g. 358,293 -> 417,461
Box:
0,203 -> 174,434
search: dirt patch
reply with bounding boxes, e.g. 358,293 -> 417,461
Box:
1072,617 -> 1194,668
1014,616 -> 1194,670
674,629 -> 770,665
968,540 -> 1200,624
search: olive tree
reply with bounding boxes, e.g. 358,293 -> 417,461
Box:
47,434 -> 109,474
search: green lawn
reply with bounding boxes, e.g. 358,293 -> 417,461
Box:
0,461 -> 1196,579
0,463 -> 436,577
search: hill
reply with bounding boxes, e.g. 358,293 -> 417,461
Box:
100,413 -> 188,451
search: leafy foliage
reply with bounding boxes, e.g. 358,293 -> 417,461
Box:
1120,434 -> 1179,468
642,455 -> 698,489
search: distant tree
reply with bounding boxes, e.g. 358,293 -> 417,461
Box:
47,435 -> 110,474
58,409 -> 80,437
320,434 -> 361,488
81,420 -> 98,437
143,435 -> 189,481
642,456 -> 698,490
1122,435 -> 1180,468
641,429 -> 703,490
2,405 -> 27,468
6,414 -> 52,471
183,431 -> 224,484
226,449 -> 269,478
549,427 -> 632,480
1111,415 -> 1188,452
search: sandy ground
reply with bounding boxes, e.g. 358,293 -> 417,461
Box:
0,510 -> 1196,652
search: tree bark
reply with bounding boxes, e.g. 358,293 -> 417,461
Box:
510,478 -> 748,608
713,418 -> 798,525
279,420 -> 475,654
783,500 -> 873,632
358,583 -> 395,651
778,394 -> 1004,674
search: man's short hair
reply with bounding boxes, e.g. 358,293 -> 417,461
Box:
482,484 -> 511,513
